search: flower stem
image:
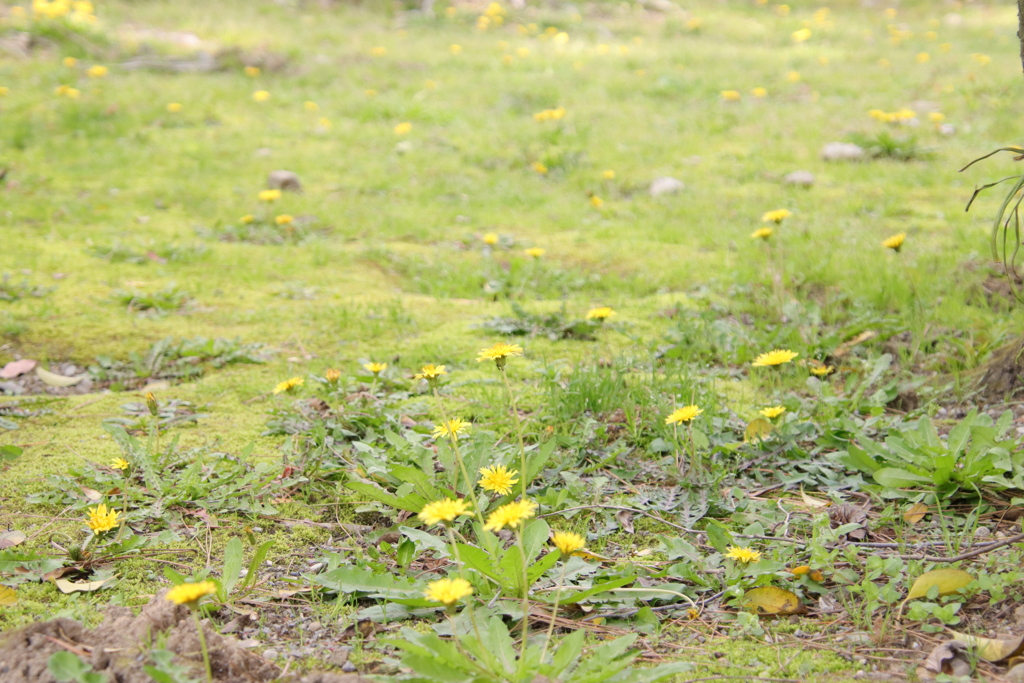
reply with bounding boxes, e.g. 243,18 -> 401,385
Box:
539,555 -> 569,664
499,368 -> 528,500
687,423 -> 699,474
432,388 -> 486,529
514,526 -> 531,678
191,608 -> 213,683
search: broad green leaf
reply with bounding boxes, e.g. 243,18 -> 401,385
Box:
400,527 -> 451,559
314,565 -> 420,599
48,651 -> 101,683
740,586 -> 802,614
345,481 -> 423,513
560,575 -> 636,604
839,444 -> 880,474
907,568 -> 973,601
704,521 -> 733,553
525,439 -> 557,485
873,467 -> 932,488
221,537 -> 244,597
527,550 -> 560,585
521,519 -> 550,563
551,629 -> 586,675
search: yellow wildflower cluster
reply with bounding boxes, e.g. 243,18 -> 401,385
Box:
585,307 -> 615,321
364,362 -> 387,374
665,405 -> 702,425
752,349 -> 798,367
760,406 -> 786,419
551,531 -> 586,556
751,227 -> 773,240
425,577 -> 473,605
110,457 -> 129,470
432,417 -> 471,440
533,107 -> 566,122
165,581 -> 216,606
477,342 -> 523,364
725,546 -> 762,564
761,209 -> 791,224
273,376 -> 304,394
868,108 -> 916,124
31,0 -> 97,23
419,498 -> 472,526
86,504 -> 119,534
414,364 -> 447,380
882,233 -> 906,252
484,499 -> 537,531
478,464 -> 519,495
54,84 -> 80,99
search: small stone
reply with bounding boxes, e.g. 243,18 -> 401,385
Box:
308,621 -> 322,632
649,176 -> 684,196
326,647 -> 351,668
342,661 -> 357,672
939,123 -> 956,136
268,170 -> 302,193
1006,663 -> 1024,683
255,148 -> 272,157
784,170 -> 815,187
974,526 -> 992,539
263,648 -> 279,661
820,142 -> 865,162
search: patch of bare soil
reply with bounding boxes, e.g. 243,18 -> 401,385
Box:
979,337 -> 1024,401
0,591 -> 369,683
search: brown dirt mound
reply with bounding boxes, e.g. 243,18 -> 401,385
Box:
0,590 -> 367,683
980,337 -> 1024,401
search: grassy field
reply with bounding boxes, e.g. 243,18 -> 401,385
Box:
2,0 -> 1024,680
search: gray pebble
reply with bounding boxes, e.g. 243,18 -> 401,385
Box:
784,170 -> 815,187
649,176 -> 685,196
263,648 -> 279,661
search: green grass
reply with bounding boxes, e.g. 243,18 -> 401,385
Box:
2,0 -> 1024,680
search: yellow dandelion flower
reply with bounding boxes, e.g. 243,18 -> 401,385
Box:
724,546 -> 761,564
240,214 -> 255,224
364,89 -> 378,98
476,342 -> 524,368
484,499 -> 538,531
86,65 -> 108,78
665,405 -> 703,425
590,195 -> 604,208
878,58 -> 891,68
0,87 -> 8,96
602,169 -> 616,179
525,247 -> 545,258
425,577 -> 473,605
166,102 -> 183,113
720,90 -> 741,102
252,90 -> 271,102
551,531 -> 586,556
753,352 -> 798,368
86,504 -> 119,535
928,112 -> 945,123
750,87 -> 767,98
63,57 -> 77,67
370,46 -> 387,56
450,44 -> 463,55
915,52 -> 930,64
325,368 -> 341,382
273,377 -> 304,394
810,364 -> 834,377
760,406 -> 786,419
145,391 -> 159,416
432,418 -> 471,440
751,227 -> 773,240
972,53 -> 991,65
762,209 -> 791,224
751,349 -> 799,367
244,66 -> 261,77
110,457 -> 129,470
685,17 -> 702,30
792,28 -> 811,43
483,233 -> 499,245
478,464 -> 519,495
532,161 -> 548,175
516,47 -> 530,58
394,121 -> 412,135
275,214 -> 294,225
165,581 -> 217,606
259,189 -> 281,202
304,100 -> 318,111
318,117 -> 332,128
786,70 -> 801,83
414,364 -> 447,380
775,4 -> 790,16
586,307 -> 615,321
418,498 -> 472,526
882,232 -> 906,252
364,362 -> 387,374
